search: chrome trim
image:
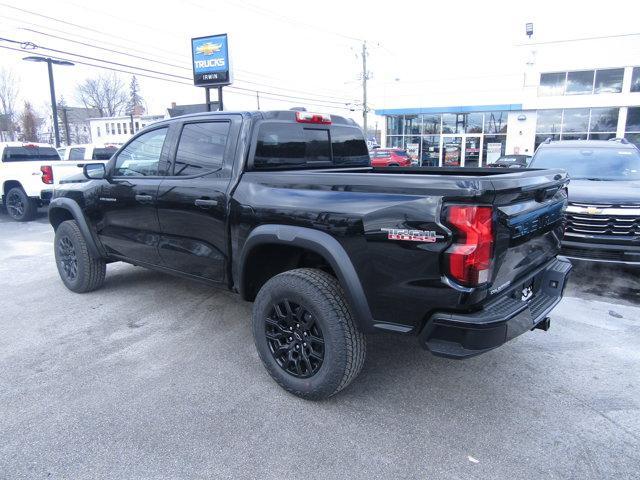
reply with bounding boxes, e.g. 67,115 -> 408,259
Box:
566,205 -> 640,216
562,255 -> 640,266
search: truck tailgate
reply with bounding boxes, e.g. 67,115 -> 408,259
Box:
488,168 -> 568,296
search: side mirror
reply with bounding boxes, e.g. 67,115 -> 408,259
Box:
83,163 -> 106,180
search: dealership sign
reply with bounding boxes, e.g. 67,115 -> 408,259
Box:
191,34 -> 231,87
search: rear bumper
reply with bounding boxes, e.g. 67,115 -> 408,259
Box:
419,257 -> 572,359
561,239 -> 640,265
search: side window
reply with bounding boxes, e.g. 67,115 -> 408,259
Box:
69,148 -> 85,160
113,127 -> 168,177
173,121 -> 230,176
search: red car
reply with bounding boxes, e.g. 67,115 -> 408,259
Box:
371,148 -> 411,167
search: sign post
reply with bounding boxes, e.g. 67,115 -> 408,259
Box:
191,33 -> 231,111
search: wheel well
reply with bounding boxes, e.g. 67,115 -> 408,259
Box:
49,207 -> 74,230
2,180 -> 22,199
241,244 -> 337,301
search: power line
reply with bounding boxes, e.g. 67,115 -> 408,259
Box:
0,33 -> 358,107
0,7 -> 359,100
516,31 -> 640,46
0,43 -> 356,111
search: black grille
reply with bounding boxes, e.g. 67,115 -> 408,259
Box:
565,204 -> 640,237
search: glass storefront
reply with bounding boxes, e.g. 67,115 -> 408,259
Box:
384,111 -> 509,167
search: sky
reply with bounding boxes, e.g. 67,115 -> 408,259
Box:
1,0 -> 639,128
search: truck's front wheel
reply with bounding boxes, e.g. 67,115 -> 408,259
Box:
5,187 -> 37,221
252,268 -> 366,400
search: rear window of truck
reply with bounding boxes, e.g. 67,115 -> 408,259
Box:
2,146 -> 60,162
92,148 -> 118,160
252,123 -> 370,170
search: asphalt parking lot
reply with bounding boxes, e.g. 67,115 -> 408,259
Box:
1,210 -> 639,480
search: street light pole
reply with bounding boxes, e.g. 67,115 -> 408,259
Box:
23,56 -> 74,148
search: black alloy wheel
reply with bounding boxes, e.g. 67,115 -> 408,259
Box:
58,236 -> 78,281
265,299 -> 324,378
6,190 -> 25,219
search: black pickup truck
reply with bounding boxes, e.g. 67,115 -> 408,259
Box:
48,110 -> 571,399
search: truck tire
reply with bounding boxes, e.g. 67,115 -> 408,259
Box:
252,268 -> 366,400
54,220 -> 106,293
5,187 -> 37,221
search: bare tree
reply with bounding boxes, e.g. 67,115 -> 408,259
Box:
0,67 -> 20,140
76,73 -> 129,117
19,102 -> 41,142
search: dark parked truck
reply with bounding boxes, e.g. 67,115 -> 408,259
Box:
48,110 -> 572,399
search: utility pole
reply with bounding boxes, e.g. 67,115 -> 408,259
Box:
256,91 -> 260,110
361,40 -> 369,136
61,106 -> 70,145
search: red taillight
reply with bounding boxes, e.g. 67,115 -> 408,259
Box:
295,111 -> 332,124
445,205 -> 494,286
40,165 -> 54,185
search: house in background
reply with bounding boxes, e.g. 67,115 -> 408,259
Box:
58,106 -> 101,145
88,113 -> 165,144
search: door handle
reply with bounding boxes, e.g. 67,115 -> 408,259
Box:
135,194 -> 154,203
194,199 -> 218,208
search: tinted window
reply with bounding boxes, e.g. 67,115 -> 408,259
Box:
331,126 -> 369,166
565,71 -> 594,95
539,72 -> 565,96
631,68 -> 640,93
594,68 -> 623,93
253,124 -> 369,169
393,150 -> 408,157
114,128 -> 167,176
374,151 -> 390,158
531,147 -> 640,181
484,111 -> 508,134
420,114 -> 441,134
174,122 -> 230,176
69,148 -> 86,160
2,146 -> 60,162
92,147 -> 117,160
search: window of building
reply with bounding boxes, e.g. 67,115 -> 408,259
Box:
626,107 -> 640,148
536,110 -> 563,134
484,111 -> 508,134
117,123 -> 122,134
123,123 -> 128,134
386,116 -> 404,136
404,115 -> 421,135
562,108 -> 590,133
536,108 -> 620,148
565,70 -> 594,95
589,107 -> 618,133
111,123 -> 115,134
105,123 -> 110,134
386,136 -> 404,149
135,122 -> 140,132
114,127 -> 168,176
97,127 -> 101,138
173,122 -> 230,176
594,68 -> 623,94
465,113 -> 483,133
420,114 -> 441,134
420,135 -> 440,166
631,68 -> 640,93
483,135 -> 507,165
539,72 -> 566,96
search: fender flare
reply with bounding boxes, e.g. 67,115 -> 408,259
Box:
238,224 -> 374,332
48,198 -> 104,258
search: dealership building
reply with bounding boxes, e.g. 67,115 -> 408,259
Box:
375,65 -> 640,167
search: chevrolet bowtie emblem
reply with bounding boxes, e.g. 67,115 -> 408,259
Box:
585,207 -> 603,215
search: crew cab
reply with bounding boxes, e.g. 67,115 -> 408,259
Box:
0,142 -> 113,221
48,110 -> 572,399
530,138 -> 640,264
